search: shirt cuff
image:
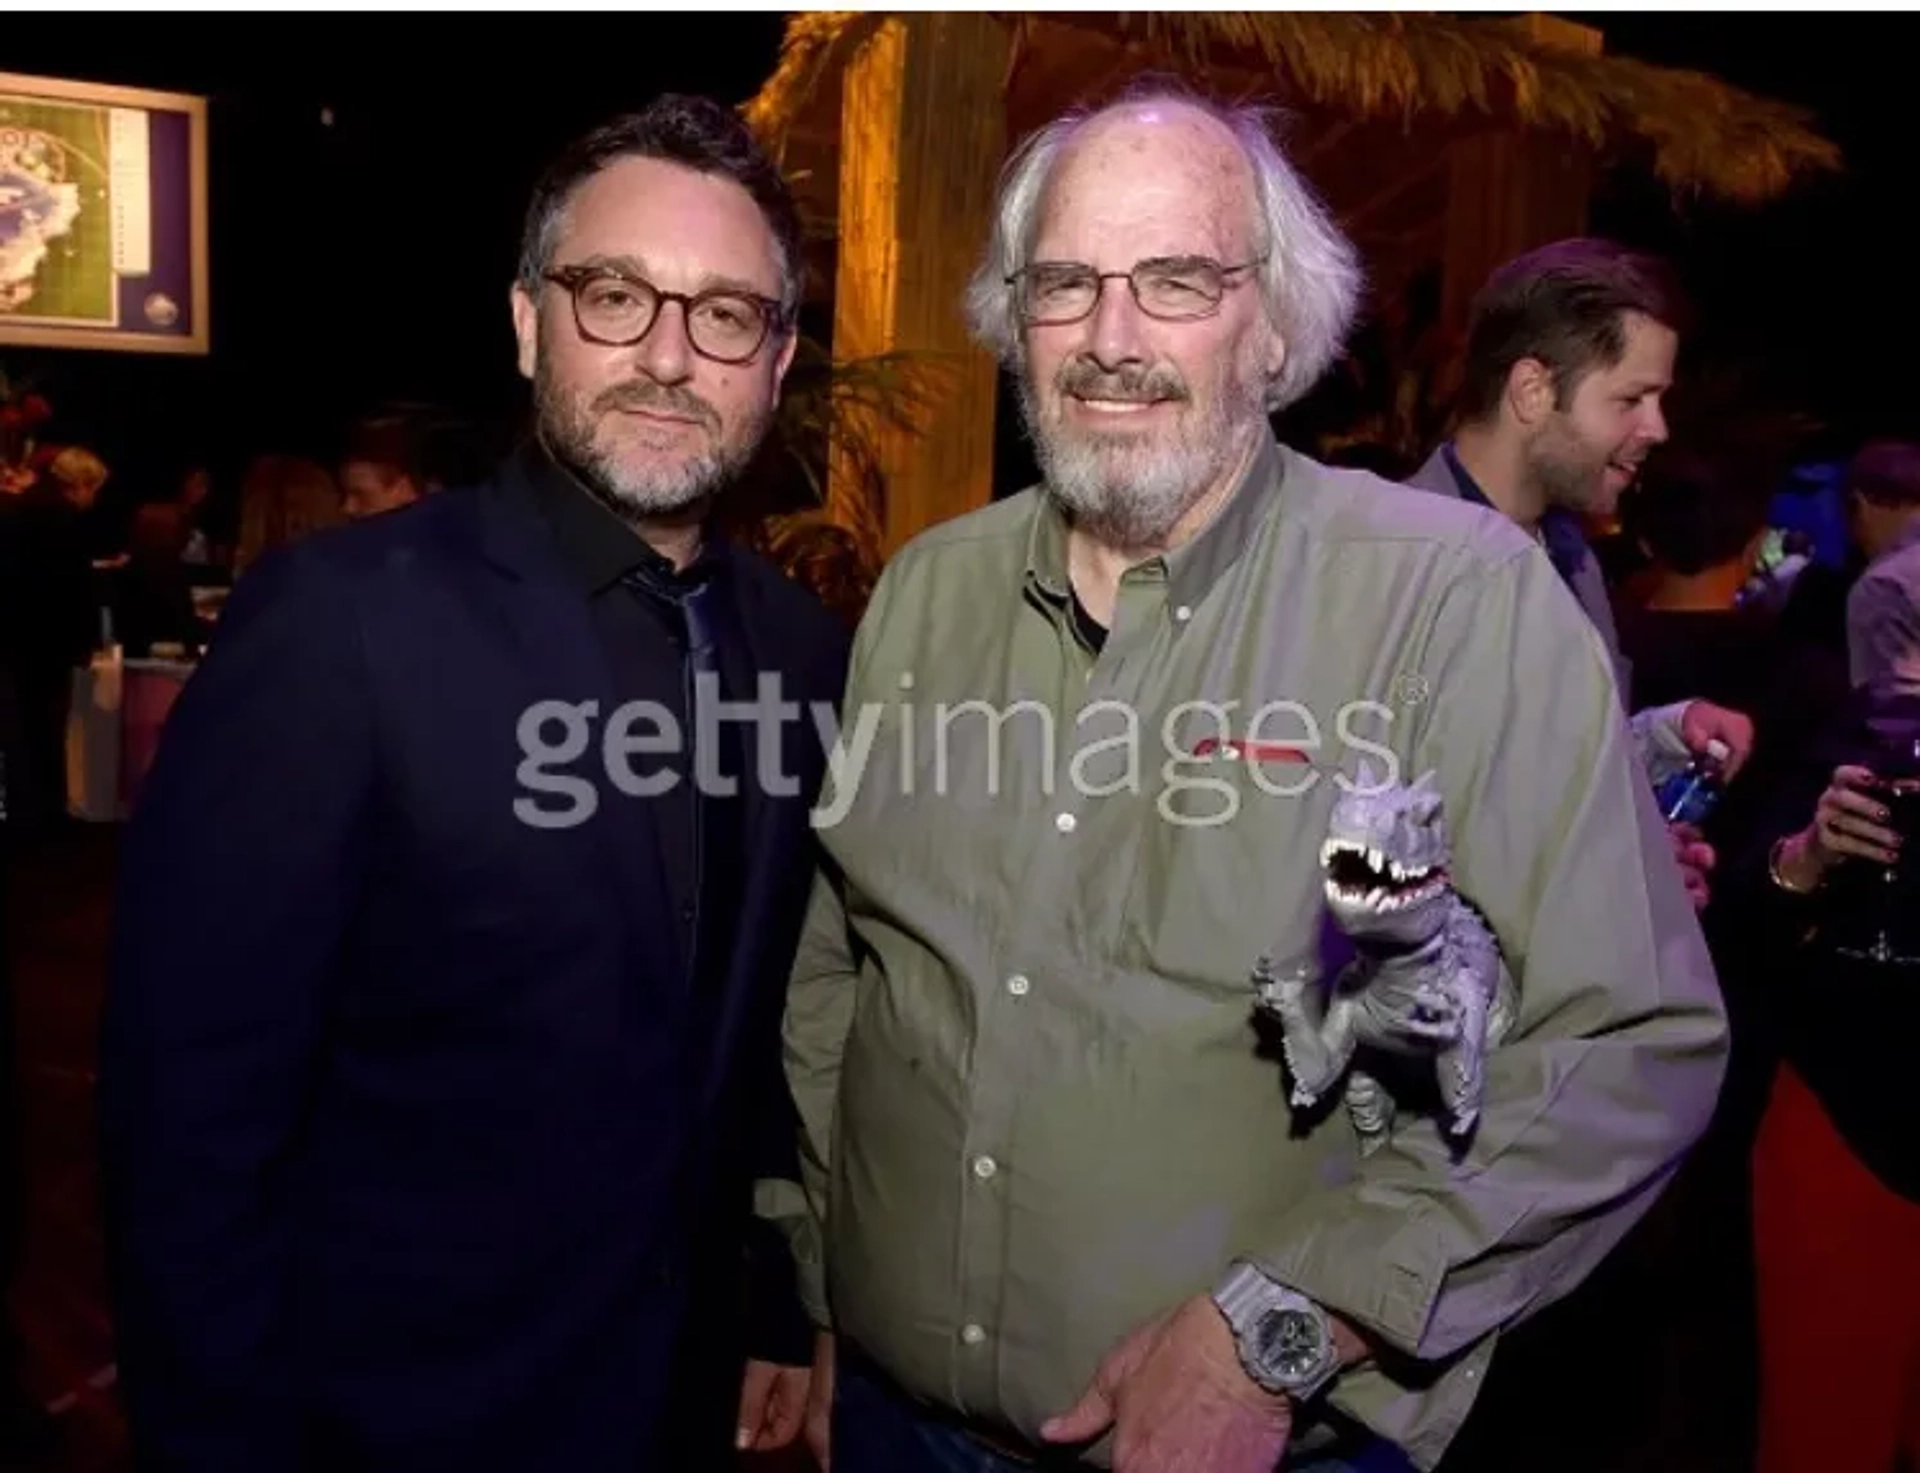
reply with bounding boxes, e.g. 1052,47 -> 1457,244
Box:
1630,699 -> 1695,787
742,1215 -> 816,1367
1245,1197 -> 1453,1357
753,1175 -> 832,1332
1239,1208 -> 1486,1472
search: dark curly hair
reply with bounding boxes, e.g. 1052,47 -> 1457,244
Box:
516,94 -> 804,320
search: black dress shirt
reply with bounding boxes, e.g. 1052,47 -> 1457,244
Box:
517,442 -> 821,1411
523,446 -> 753,998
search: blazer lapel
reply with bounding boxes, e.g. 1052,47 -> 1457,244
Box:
716,558 -> 789,976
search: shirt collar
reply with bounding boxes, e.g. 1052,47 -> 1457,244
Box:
1441,441 -> 1590,586
1023,433 -> 1283,616
518,437 -> 721,596
1878,516 -> 1920,565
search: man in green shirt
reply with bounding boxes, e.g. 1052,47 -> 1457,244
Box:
764,84 -> 1727,1473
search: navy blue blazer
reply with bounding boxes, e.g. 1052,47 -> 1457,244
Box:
99,457 -> 850,1472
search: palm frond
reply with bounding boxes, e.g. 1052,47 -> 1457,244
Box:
741,11 -> 893,168
744,11 -> 1841,205
749,338 -> 952,572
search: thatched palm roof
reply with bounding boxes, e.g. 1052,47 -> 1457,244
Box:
744,11 -> 1840,206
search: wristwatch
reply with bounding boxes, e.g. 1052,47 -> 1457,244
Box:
1211,1260 -> 1341,1402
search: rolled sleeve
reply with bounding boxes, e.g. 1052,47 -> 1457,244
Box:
1629,698 -> 1694,786
1250,545 -> 1728,1462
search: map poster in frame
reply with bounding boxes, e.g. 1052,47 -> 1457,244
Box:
0,71 -> 209,355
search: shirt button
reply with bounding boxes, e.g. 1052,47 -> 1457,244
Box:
1006,974 -> 1030,997
972,1155 -> 998,1181
960,1323 -> 986,1346
1173,604 -> 1193,622
1055,812 -> 1076,833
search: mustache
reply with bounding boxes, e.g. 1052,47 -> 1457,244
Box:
1055,358 -> 1189,404
592,380 -> 719,430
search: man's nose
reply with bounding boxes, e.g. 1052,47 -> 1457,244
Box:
1641,399 -> 1669,446
1084,277 -> 1149,370
633,300 -> 695,384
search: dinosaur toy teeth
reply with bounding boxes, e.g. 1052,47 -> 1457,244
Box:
1319,839 -> 1444,901
1325,876 -> 1448,913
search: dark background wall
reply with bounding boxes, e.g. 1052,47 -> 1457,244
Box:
1,12 -> 1910,515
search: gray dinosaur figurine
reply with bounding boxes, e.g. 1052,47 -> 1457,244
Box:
1254,763 -> 1515,1156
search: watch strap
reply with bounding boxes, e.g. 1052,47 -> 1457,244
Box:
1214,1260 -> 1294,1327
1211,1261 -> 1340,1400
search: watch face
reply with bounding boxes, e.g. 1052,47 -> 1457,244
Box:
1255,1308 -> 1326,1381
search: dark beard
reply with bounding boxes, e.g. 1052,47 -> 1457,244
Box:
1526,420 -> 1614,517
533,361 -> 756,521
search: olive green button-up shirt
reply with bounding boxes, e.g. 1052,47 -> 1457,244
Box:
763,437 -> 1727,1470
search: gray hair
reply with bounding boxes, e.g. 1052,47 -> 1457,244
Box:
962,84 -> 1363,412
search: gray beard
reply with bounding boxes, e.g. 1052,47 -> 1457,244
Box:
534,363 -> 764,519
1016,365 -> 1264,550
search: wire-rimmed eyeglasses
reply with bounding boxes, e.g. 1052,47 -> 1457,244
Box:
1006,254 -> 1269,327
544,264 -> 789,365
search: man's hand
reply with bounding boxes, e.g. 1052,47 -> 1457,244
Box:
1669,820 -> 1715,911
803,1331 -> 835,1471
1038,1295 -> 1294,1471
1680,700 -> 1755,781
736,1359 -> 809,1454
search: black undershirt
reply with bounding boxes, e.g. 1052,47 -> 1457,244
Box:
1069,587 -> 1108,654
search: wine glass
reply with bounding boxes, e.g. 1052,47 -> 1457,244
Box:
1840,737 -> 1920,967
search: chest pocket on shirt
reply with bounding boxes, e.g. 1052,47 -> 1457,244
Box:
1118,752 -> 1341,1000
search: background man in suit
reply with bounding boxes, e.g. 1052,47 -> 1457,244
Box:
1404,238 -> 1753,909
100,94 -> 845,1472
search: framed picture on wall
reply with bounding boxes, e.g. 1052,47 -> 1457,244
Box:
0,70 -> 209,355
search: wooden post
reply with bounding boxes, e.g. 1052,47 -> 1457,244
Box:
830,12 -> 1011,556
1440,15 -> 1605,329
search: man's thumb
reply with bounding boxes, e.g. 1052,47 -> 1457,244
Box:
1039,1383 -> 1114,1445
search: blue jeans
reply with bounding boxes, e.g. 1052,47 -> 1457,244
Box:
832,1349 -> 1416,1473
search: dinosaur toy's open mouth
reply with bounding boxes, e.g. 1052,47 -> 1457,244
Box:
1320,839 -> 1447,910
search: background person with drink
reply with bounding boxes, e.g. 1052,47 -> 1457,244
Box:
1743,680 -> 1920,1473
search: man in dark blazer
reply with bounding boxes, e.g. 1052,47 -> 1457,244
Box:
100,96 -> 847,1472
1402,237 -> 1752,911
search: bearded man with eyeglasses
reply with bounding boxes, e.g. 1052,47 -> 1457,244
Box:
100,96 -> 847,1473
766,82 -> 1726,1473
